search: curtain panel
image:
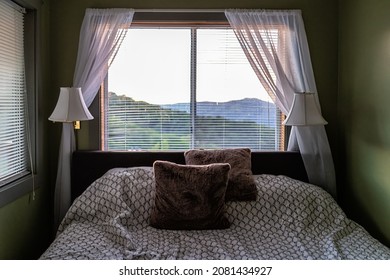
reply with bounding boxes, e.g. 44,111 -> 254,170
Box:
54,9 -> 134,228
225,9 -> 336,197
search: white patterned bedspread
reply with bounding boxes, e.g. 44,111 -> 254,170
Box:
40,167 -> 390,260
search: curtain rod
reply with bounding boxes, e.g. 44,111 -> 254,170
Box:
134,9 -> 226,13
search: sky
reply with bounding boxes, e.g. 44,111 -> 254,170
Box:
108,28 -> 272,105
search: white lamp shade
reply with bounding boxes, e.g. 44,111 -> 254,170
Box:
48,87 -> 94,122
283,93 -> 328,126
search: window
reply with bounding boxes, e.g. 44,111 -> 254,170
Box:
102,24 -> 285,151
0,0 -> 29,187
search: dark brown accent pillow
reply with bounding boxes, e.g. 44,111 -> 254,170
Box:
184,148 -> 257,201
150,161 -> 231,230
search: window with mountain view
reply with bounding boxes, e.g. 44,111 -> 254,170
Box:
102,27 -> 285,151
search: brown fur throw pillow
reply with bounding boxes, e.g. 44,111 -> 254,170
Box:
150,161 -> 231,230
184,148 -> 257,201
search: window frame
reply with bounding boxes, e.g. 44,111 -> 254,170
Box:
0,0 -> 39,207
98,13 -> 287,152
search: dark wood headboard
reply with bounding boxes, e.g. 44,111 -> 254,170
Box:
71,150 -> 308,201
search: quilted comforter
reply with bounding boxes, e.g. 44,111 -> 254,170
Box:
40,167 -> 390,260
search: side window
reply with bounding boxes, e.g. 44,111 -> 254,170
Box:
0,0 -> 31,188
101,25 -> 285,151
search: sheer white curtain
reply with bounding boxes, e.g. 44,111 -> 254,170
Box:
54,8 -> 134,228
225,9 -> 336,197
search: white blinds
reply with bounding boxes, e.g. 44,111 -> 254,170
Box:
0,0 -> 28,185
195,29 -> 282,150
105,28 -> 283,151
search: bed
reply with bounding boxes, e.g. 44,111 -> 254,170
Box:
40,149 -> 390,260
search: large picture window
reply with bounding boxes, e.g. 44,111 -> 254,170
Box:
0,0 -> 29,187
102,26 -> 285,151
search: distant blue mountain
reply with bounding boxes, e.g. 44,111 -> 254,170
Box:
162,98 -> 277,127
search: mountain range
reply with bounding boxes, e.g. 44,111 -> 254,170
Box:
162,98 -> 278,127
109,93 -> 278,127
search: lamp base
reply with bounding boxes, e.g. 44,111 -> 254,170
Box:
73,121 -> 81,130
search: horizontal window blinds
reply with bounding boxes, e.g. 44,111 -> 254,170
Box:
0,0 -> 28,185
105,28 -> 283,151
195,29 -> 281,150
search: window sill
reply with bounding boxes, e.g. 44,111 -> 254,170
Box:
0,174 -> 36,208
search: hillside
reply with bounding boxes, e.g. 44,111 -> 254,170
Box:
107,92 -> 279,150
162,98 -> 277,127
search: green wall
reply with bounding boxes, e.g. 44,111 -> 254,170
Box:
0,0 -> 52,259
0,188 -> 50,259
339,0 -> 390,246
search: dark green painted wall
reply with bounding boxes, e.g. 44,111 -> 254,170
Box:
339,0 -> 390,245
